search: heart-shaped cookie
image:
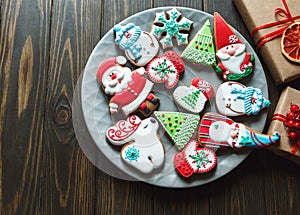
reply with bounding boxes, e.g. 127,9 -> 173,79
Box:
174,140 -> 217,178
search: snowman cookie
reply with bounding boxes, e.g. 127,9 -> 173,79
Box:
198,112 -> 280,149
216,81 -> 270,116
114,23 -> 159,66
174,140 -> 217,178
97,56 -> 159,118
106,115 -> 165,174
173,78 -> 214,113
146,51 -> 185,89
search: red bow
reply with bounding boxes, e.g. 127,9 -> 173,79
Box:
251,0 -> 300,49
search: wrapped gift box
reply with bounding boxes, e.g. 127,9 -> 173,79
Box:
233,0 -> 300,85
268,87 -> 300,165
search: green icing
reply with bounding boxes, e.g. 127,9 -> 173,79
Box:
151,8 -> 193,47
181,89 -> 201,109
154,111 -> 200,150
152,58 -> 175,78
181,19 -> 216,66
190,150 -> 211,169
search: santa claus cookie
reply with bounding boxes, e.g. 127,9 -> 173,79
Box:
154,111 -> 200,150
106,115 -> 165,174
113,23 -> 159,66
146,50 -> 185,89
150,8 -> 193,49
198,112 -> 280,149
97,56 -> 159,119
214,12 -> 255,81
173,78 -> 214,113
174,140 -> 217,178
216,81 -> 270,116
181,19 -> 217,66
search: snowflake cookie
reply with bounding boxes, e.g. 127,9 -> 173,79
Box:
106,115 -> 165,174
146,50 -> 185,89
174,140 -> 217,178
154,111 -> 200,150
150,8 -> 193,49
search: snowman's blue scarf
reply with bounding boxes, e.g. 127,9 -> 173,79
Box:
117,27 -> 142,61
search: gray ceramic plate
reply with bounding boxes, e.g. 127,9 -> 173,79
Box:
77,7 -> 268,188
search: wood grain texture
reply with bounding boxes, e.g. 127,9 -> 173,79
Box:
0,0 -> 300,214
0,0 -> 50,214
40,0 -> 100,214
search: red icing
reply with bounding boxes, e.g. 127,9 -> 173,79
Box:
214,12 -> 242,50
198,113 -> 234,147
216,52 -> 253,76
110,71 -> 147,109
191,78 -> 214,99
174,140 -> 217,178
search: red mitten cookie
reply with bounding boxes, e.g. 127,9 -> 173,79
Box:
146,51 -> 185,89
174,140 -> 217,178
173,78 -> 214,113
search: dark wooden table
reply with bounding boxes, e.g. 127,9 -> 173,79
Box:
1,0 -> 300,214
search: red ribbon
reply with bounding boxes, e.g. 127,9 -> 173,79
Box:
272,104 -> 300,154
251,0 -> 300,49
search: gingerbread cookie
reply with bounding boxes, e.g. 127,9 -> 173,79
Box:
150,8 -> 193,49
181,19 -> 217,66
173,78 -> 214,113
97,56 -> 159,118
146,50 -> 185,89
106,115 -> 165,174
154,111 -> 200,150
113,23 -> 159,66
174,140 -> 217,178
216,81 -> 270,116
214,12 -> 255,81
198,112 -> 280,149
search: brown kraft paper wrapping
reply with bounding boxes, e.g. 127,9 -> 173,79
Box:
233,0 -> 300,85
268,87 -> 300,165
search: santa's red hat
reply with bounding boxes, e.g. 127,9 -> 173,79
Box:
214,12 -> 242,50
97,56 -> 127,83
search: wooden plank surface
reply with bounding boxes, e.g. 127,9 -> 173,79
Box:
0,0 -> 300,215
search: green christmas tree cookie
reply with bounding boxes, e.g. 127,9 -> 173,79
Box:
181,19 -> 216,66
154,111 -> 200,150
